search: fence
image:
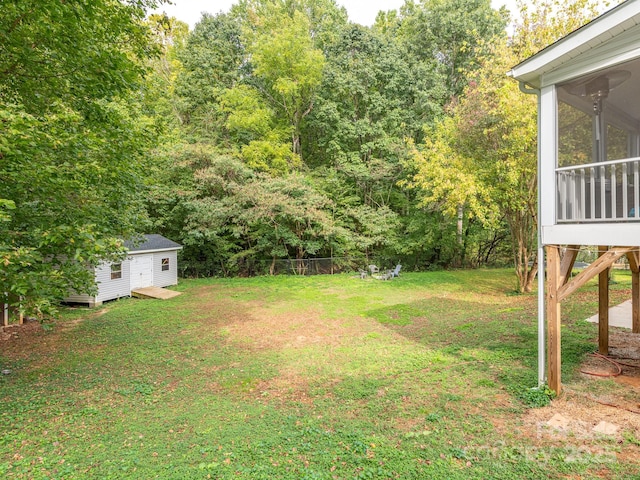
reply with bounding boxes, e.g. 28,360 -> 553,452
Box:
263,257 -> 364,276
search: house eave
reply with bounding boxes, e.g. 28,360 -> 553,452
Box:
127,247 -> 183,255
508,0 -> 640,87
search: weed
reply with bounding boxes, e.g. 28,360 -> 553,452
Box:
516,385 -> 556,408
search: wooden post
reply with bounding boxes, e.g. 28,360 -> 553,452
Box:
628,251 -> 640,334
598,246 -> 609,355
2,293 -> 8,328
633,271 -> 640,334
546,245 -> 562,395
18,296 -> 23,325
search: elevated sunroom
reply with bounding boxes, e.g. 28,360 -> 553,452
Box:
509,0 -> 640,395
556,59 -> 640,224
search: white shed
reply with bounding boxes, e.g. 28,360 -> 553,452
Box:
509,0 -> 640,393
65,234 -> 182,307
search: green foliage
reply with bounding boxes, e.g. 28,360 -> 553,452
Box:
1,1 -> 159,312
392,0 -> 508,99
242,3 -> 326,161
0,0 -> 156,112
142,0 -> 609,279
406,0 -> 606,290
515,385 -> 556,408
174,12 -> 245,140
143,14 -> 190,133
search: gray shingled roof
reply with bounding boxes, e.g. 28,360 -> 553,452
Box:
123,234 -> 182,253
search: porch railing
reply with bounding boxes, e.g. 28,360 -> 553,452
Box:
556,157 -> 640,222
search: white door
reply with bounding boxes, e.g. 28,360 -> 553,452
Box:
130,254 -> 153,290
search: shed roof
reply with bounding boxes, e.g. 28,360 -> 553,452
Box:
124,234 -> 182,253
508,0 -> 640,87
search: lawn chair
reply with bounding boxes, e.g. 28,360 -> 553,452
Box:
390,264 -> 401,278
368,265 -> 379,275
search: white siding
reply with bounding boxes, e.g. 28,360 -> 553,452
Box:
543,223 -> 640,246
152,251 -> 178,287
96,260 -> 131,302
540,84 -> 558,237
64,292 -> 97,304
64,245 -> 181,307
65,260 -> 131,305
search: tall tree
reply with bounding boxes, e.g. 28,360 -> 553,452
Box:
0,0 -> 159,314
173,12 -> 245,141
392,0 -> 507,100
407,0 -> 607,291
243,2 -> 326,162
144,13 -> 189,132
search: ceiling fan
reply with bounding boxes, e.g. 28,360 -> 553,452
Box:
565,69 -> 631,114
564,70 -> 631,163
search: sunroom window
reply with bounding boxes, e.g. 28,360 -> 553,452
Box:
556,58 -> 640,222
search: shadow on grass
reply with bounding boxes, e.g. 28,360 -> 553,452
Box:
367,288 -> 599,398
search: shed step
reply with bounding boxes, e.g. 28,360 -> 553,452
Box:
131,286 -> 182,300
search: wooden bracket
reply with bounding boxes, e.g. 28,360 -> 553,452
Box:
628,250 -> 640,333
557,247 -> 635,302
559,245 -> 579,286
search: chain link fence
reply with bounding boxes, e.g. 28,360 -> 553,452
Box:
262,257 -> 364,276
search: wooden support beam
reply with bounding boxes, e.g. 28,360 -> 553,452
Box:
557,246 -> 634,302
546,245 -> 562,395
559,245 -> 580,286
627,251 -> 640,334
2,292 -> 8,328
633,269 -> 640,334
599,246 -> 609,355
627,251 -> 640,273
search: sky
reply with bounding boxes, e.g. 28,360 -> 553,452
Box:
151,0 -> 523,29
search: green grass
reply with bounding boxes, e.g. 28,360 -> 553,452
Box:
0,269 -> 638,479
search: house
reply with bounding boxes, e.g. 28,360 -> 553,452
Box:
65,234 -> 182,307
509,0 -> 640,393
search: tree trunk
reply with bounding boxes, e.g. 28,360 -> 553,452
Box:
508,205 -> 537,293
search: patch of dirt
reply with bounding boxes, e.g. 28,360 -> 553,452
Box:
609,331 -> 640,360
579,332 -> 640,395
0,309 -> 106,363
220,302 -> 399,352
493,349 -> 640,474
500,394 -> 640,477
223,309 -> 350,350
1,319 -> 49,358
254,369 -> 316,405
1,318 -> 42,338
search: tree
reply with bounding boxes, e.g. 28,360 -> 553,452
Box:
0,0 -> 159,314
144,14 -> 189,132
303,24 -> 447,264
173,12 -> 245,141
392,0 -> 508,100
243,3 -> 326,162
407,0 -> 608,291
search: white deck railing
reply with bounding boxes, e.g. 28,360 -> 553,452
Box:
557,157 -> 640,222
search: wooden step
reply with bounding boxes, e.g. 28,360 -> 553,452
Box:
131,286 -> 182,300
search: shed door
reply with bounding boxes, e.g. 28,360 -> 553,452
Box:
130,254 -> 153,290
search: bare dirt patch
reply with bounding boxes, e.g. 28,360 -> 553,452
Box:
494,349 -> 640,474
223,308 -> 360,351
1,319 -> 44,350
0,309 -> 106,364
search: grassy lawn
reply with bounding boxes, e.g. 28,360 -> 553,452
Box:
2,268 -> 640,479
